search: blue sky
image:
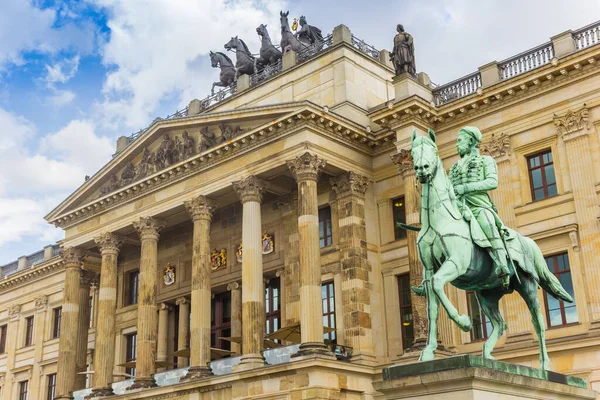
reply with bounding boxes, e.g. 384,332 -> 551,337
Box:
1,0 -> 599,264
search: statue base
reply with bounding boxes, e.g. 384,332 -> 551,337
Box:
374,355 -> 596,400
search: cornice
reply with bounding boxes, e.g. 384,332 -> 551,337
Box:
0,257 -> 65,292
49,106 -> 394,229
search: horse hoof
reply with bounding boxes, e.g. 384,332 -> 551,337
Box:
457,314 -> 472,332
419,350 -> 435,362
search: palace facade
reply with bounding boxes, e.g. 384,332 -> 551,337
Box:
1,20 -> 600,400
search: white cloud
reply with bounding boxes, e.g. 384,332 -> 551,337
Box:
45,55 -> 80,85
95,0 -> 286,129
48,89 -> 76,107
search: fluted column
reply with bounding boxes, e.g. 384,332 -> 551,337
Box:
75,271 -> 94,391
233,176 -> 268,369
156,303 -> 170,372
131,217 -> 165,389
227,282 -> 242,354
91,232 -> 122,396
175,297 -> 190,368
276,193 -> 300,327
56,247 -> 86,400
287,152 -> 332,356
184,196 -> 216,379
330,171 -> 374,360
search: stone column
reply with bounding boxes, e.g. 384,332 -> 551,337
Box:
91,232 -> 122,396
131,217 -> 166,389
175,297 -> 190,367
276,193 -> 300,327
29,295 -> 49,400
184,196 -> 216,379
330,171 -> 375,361
287,152 -> 332,356
391,150 -> 428,351
556,111 -> 600,323
227,282 -> 242,354
75,271 -> 94,391
157,303 -> 170,372
4,305 -> 22,398
56,247 -> 86,400
233,176 -> 268,369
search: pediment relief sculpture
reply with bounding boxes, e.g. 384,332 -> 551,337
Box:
97,124 -> 248,199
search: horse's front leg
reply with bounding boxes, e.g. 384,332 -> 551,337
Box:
432,257 -> 472,332
211,82 -> 225,95
419,271 -> 438,362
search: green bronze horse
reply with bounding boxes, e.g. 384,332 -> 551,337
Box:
407,129 -> 573,370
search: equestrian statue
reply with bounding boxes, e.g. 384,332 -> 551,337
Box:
209,51 -> 236,95
280,11 -> 307,54
256,23 -> 282,68
401,127 -> 573,370
224,36 -> 256,77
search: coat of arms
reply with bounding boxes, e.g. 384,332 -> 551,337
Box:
164,264 -> 176,285
236,243 -> 243,263
262,232 -> 274,255
211,248 -> 227,270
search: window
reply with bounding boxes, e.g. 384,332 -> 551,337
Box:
397,274 -> 414,350
527,150 -> 557,201
211,292 -> 231,351
89,296 -> 94,328
125,333 -> 137,377
322,282 -> 336,344
52,307 -> 62,339
318,206 -> 333,248
544,253 -> 577,327
46,374 -> 56,400
19,381 -> 28,400
393,197 -> 407,240
24,316 -> 34,347
265,278 -> 281,337
127,270 -> 140,305
466,291 -> 492,341
0,325 -> 7,353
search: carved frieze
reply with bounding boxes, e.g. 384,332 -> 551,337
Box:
35,295 -> 48,312
553,104 -> 590,137
8,304 -> 21,321
480,133 -> 510,159
330,171 -> 369,198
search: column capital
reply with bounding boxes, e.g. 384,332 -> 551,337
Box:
158,303 -> 171,312
8,304 -> 21,321
94,232 -> 123,255
35,295 -> 48,313
133,216 -> 166,241
175,297 -> 189,306
232,175 -> 269,204
554,104 -> 591,142
287,152 -> 327,182
226,281 -> 240,291
480,133 -> 511,160
80,270 -> 96,287
330,171 -> 369,198
391,149 -> 414,178
184,195 -> 217,222
60,247 -> 86,268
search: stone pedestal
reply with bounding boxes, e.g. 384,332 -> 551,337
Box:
393,73 -> 432,103
375,355 -> 596,400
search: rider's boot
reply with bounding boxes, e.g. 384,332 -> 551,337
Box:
492,248 -> 511,290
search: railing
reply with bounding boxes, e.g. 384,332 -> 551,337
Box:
351,34 -> 380,59
1,262 -> 17,277
26,250 -> 45,267
125,106 -> 189,145
251,59 -> 283,87
574,21 -> 600,50
499,42 -> 554,80
198,81 -> 237,112
296,34 -> 334,63
432,71 -> 481,106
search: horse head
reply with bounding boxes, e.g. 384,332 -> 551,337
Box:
280,10 -> 290,33
224,36 -> 239,51
411,129 -> 440,184
209,51 -> 219,67
257,23 -> 268,39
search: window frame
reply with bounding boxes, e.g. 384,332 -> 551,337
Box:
397,273 -> 414,350
527,149 -> 557,201
392,197 -> 407,241
0,324 -> 7,353
125,332 -> 137,377
543,252 -> 578,328
127,270 -> 140,306
265,278 -> 281,338
46,373 -> 56,400
19,380 -> 28,400
318,206 -> 333,249
211,292 -> 232,351
52,307 -> 62,339
321,281 -> 336,344
24,316 -> 34,347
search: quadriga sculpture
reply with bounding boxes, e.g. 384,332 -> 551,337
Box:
402,128 -> 573,370
209,51 -> 235,95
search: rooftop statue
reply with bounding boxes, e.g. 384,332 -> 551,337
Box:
280,11 -> 306,54
295,15 -> 323,48
391,24 -> 416,76
401,128 -> 573,370
256,24 -> 282,68
209,51 -> 235,95
224,36 -> 256,77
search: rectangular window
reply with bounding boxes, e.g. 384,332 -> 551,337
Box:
127,270 -> 140,305
397,274 -> 414,350
544,253 -> 577,327
393,197 -> 407,240
318,206 -> 333,248
125,333 -> 137,377
19,381 -> 28,400
52,307 -> 62,339
211,292 -> 231,351
265,278 -> 281,338
25,316 -> 34,347
527,150 -> 557,201
89,296 -> 94,328
322,281 -> 336,344
46,374 -> 56,400
0,324 -> 7,353
467,291 -> 492,341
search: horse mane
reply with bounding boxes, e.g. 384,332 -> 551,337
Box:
238,39 -> 252,55
215,52 -> 233,64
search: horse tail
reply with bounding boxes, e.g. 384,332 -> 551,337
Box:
530,239 -> 574,303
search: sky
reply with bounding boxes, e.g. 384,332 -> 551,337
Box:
0,0 -> 598,264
